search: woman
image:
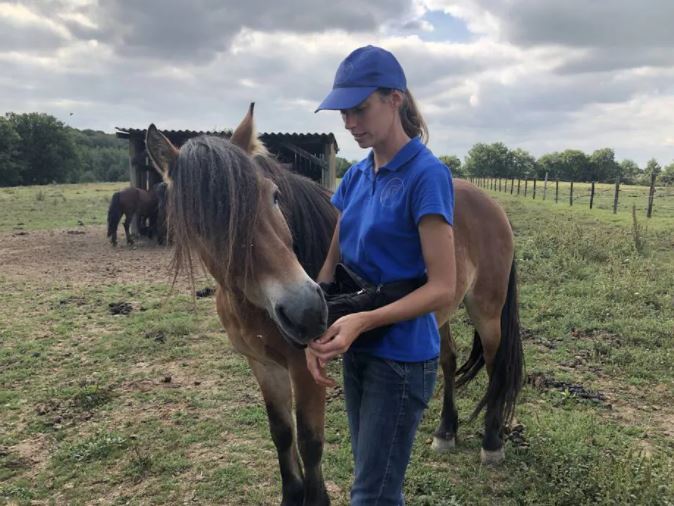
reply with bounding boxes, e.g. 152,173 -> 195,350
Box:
308,45 -> 456,505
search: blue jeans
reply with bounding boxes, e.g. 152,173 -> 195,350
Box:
343,350 -> 438,506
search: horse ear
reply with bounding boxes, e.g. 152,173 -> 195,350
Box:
146,124 -> 179,183
229,102 -> 268,156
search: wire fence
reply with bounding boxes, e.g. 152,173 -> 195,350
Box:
468,174 -> 674,218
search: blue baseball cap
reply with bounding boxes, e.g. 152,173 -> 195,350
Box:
315,45 -> 407,112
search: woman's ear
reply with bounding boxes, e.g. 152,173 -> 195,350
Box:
391,90 -> 405,110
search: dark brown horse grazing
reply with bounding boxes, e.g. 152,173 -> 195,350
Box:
145,104 -> 523,504
107,186 -> 159,246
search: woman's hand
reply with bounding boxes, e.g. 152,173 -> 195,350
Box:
305,347 -> 337,388
308,312 -> 369,363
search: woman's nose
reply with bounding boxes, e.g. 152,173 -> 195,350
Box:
342,111 -> 355,129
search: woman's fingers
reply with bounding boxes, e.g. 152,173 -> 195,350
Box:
305,349 -> 337,387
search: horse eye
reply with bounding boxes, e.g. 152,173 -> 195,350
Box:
273,190 -> 280,206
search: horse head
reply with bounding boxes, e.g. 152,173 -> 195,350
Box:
145,104 -> 328,347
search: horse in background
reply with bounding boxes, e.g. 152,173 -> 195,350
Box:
107,186 -> 159,246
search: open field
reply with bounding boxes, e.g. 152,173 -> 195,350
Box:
1,182 -> 673,505
474,179 -> 674,218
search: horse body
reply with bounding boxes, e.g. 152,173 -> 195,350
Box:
107,186 -> 160,246
145,103 -> 522,505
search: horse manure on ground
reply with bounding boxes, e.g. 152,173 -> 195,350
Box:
195,287 -> 215,298
144,331 -> 166,343
506,422 -> 529,448
526,372 -> 607,404
109,301 -> 133,315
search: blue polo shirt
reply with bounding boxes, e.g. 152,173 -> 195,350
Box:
331,137 -> 454,362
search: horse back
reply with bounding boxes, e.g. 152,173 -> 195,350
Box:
441,179 -> 514,321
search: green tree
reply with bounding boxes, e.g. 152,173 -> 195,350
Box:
0,117 -> 24,186
6,112 -> 80,184
589,148 -> 619,182
512,148 -> 537,178
464,142 -> 514,177
644,158 -> 662,178
660,162 -> 674,186
335,157 -> 355,178
618,159 -> 640,184
438,155 -> 464,178
558,150 -> 589,181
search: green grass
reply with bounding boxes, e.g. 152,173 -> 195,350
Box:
477,178 -> 674,218
1,182 -> 673,505
0,182 -> 127,232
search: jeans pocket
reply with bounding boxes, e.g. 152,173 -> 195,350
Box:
382,358 -> 408,379
422,358 -> 439,403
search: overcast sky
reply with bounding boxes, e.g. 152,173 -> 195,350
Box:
2,0 -> 673,166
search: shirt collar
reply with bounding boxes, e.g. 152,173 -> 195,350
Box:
357,137 -> 424,178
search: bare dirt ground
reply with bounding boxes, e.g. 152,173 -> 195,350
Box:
0,225 -> 205,289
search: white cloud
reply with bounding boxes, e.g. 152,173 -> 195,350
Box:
0,0 -> 673,167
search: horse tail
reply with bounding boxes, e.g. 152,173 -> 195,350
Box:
107,192 -> 122,238
455,331 -> 484,389
458,259 -> 524,424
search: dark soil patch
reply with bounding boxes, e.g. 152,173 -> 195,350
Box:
109,301 -> 133,315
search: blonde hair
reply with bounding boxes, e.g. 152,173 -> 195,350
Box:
378,88 -> 429,144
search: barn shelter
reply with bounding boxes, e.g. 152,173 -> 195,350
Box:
115,127 -> 338,192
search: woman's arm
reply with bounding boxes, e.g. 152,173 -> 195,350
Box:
316,217 -> 341,283
306,215 -> 341,387
308,214 -> 456,362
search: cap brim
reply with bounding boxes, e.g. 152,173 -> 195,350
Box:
314,86 -> 377,112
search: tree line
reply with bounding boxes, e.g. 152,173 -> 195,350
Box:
2,113 -> 673,187
439,142 -> 674,186
0,112 -> 128,187
338,142 -> 674,186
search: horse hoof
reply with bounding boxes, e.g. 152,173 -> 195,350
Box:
480,447 -> 505,465
431,435 -> 456,453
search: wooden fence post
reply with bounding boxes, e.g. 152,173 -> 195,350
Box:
647,173 -> 656,218
570,181 -> 574,206
498,178 -> 502,192
511,178 -> 515,194
590,181 -> 596,209
543,172 -> 549,200
517,179 -> 521,195
555,179 -> 559,203
613,177 -> 620,214
524,179 -> 528,197
533,178 -> 537,199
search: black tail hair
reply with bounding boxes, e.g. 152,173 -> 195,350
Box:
456,260 -> 524,424
107,192 -> 121,238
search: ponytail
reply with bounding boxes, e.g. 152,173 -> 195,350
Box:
378,88 -> 429,144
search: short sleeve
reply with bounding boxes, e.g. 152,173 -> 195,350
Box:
411,163 -> 454,226
331,165 -> 354,211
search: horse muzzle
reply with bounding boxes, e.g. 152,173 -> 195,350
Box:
269,280 -> 328,348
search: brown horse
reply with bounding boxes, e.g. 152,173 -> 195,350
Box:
145,104 -> 523,504
107,186 -> 159,246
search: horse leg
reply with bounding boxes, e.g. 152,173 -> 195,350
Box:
288,357 -> 329,506
123,213 -> 134,245
469,262 -> 523,466
471,317 -> 505,465
432,322 -> 459,452
248,358 -> 305,505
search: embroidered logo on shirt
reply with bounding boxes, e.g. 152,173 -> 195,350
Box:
380,177 -> 405,207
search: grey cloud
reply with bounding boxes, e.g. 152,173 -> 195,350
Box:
466,0 -> 674,71
0,15 -> 68,52
84,0 -> 413,62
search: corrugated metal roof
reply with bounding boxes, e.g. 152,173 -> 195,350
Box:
115,127 -> 337,147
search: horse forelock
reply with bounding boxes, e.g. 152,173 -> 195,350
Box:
168,135 -> 262,287
167,134 -> 337,289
